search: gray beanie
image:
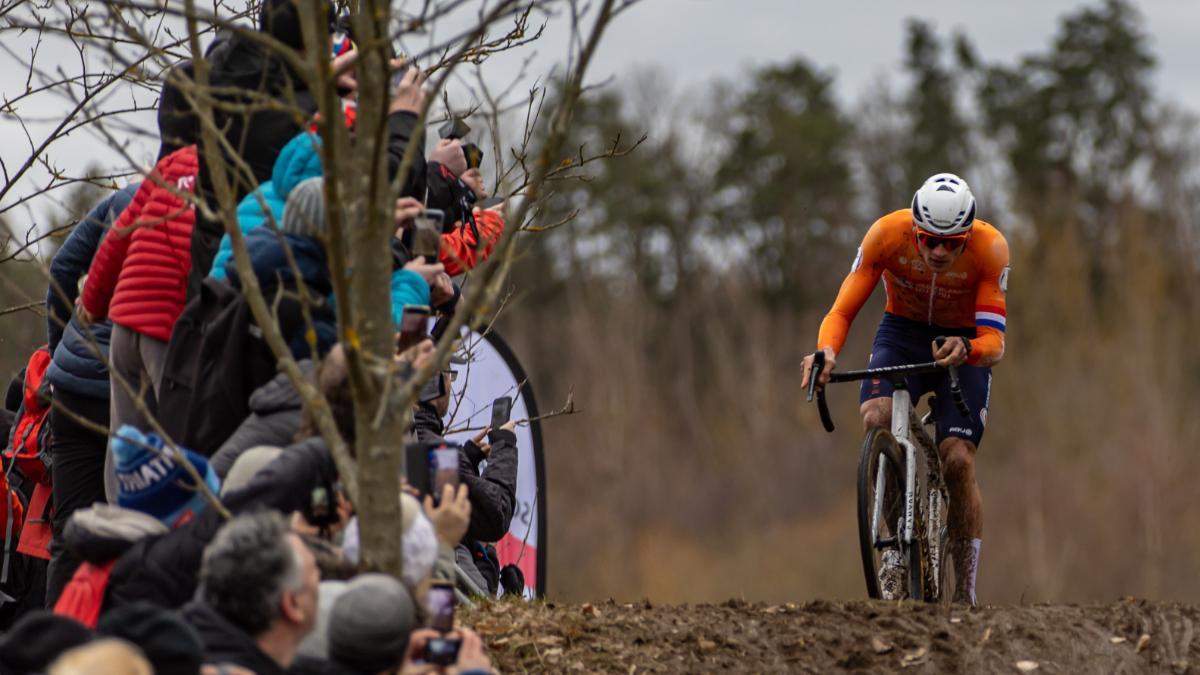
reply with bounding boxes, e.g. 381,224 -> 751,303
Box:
328,574 -> 417,673
219,446 -> 284,497
281,177 -> 327,238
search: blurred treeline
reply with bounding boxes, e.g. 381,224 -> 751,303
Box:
500,0 -> 1200,603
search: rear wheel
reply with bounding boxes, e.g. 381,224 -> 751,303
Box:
857,428 -> 910,599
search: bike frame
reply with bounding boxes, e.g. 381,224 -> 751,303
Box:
871,385 -> 920,563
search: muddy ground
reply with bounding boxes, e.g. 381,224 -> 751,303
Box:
463,597 -> 1199,673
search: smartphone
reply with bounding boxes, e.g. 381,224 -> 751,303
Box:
413,208 -> 444,258
403,443 -> 433,497
389,56 -> 419,93
396,304 -> 431,352
426,579 -> 456,632
490,396 -> 512,431
431,444 -> 460,502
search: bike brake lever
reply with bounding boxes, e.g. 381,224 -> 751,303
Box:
806,350 -> 824,403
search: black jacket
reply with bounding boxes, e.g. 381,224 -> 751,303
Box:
211,363 -> 312,478
184,600 -> 286,675
102,438 -> 337,613
460,429 -> 519,543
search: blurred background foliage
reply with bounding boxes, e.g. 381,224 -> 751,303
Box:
3,0 -> 1198,604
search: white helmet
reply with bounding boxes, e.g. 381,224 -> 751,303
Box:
911,173 -> 976,236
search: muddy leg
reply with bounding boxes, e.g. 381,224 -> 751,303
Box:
940,437 -> 982,605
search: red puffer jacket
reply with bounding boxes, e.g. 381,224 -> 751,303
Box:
82,146 -> 199,342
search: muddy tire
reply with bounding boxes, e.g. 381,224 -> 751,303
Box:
857,428 -> 907,599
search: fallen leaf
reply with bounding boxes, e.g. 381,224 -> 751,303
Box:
698,639 -> 717,652
1016,661 -> 1039,672
950,617 -> 963,624
536,635 -> 564,646
1137,634 -> 1151,652
981,627 -> 993,644
901,646 -> 929,667
1110,637 -> 1127,644
871,636 -> 893,654
581,603 -> 602,618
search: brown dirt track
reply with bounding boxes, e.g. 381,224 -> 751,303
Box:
464,597 -> 1199,673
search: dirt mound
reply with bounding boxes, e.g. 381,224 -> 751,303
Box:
464,597 -> 1199,673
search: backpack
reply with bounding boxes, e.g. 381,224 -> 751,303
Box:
1,348 -> 55,625
157,278 -> 279,455
3,347 -> 55,572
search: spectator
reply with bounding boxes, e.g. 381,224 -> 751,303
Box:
224,177 -> 441,360
48,639 -> 152,675
207,131 -> 324,282
326,574 -> 417,674
54,425 -> 218,628
413,393 -> 519,595
208,365 -> 307,479
78,144 -> 200,502
97,602 -> 204,675
185,511 -> 320,674
341,493 -> 439,592
43,185 -> 138,604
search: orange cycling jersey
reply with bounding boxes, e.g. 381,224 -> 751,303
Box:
817,209 -> 1010,367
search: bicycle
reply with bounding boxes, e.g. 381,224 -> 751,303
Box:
806,337 -> 971,603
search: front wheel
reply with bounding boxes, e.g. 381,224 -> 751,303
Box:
857,428 -> 917,600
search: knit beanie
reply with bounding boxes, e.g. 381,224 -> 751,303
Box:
281,176 -> 328,239
97,603 -> 203,675
340,494 -> 437,590
0,611 -> 93,675
219,445 -> 284,497
328,574 -> 417,674
112,425 -> 221,529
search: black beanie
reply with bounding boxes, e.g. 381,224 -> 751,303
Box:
97,602 -> 204,675
0,610 -> 93,675
259,0 -> 333,52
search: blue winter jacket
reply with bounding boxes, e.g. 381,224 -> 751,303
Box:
208,131 -> 324,280
45,184 -> 139,399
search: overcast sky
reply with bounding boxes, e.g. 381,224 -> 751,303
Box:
572,0 -> 1200,109
2,0 -> 1197,232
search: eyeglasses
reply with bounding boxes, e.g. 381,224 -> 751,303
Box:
916,232 -> 969,252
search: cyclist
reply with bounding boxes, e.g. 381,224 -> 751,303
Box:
800,173 -> 1009,605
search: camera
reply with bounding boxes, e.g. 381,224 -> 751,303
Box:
424,636 -> 461,666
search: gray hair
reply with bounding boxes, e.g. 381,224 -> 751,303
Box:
199,511 -> 305,636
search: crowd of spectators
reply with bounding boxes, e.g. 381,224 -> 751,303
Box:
0,1 -> 519,672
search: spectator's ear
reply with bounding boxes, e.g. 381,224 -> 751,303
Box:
280,586 -> 308,626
